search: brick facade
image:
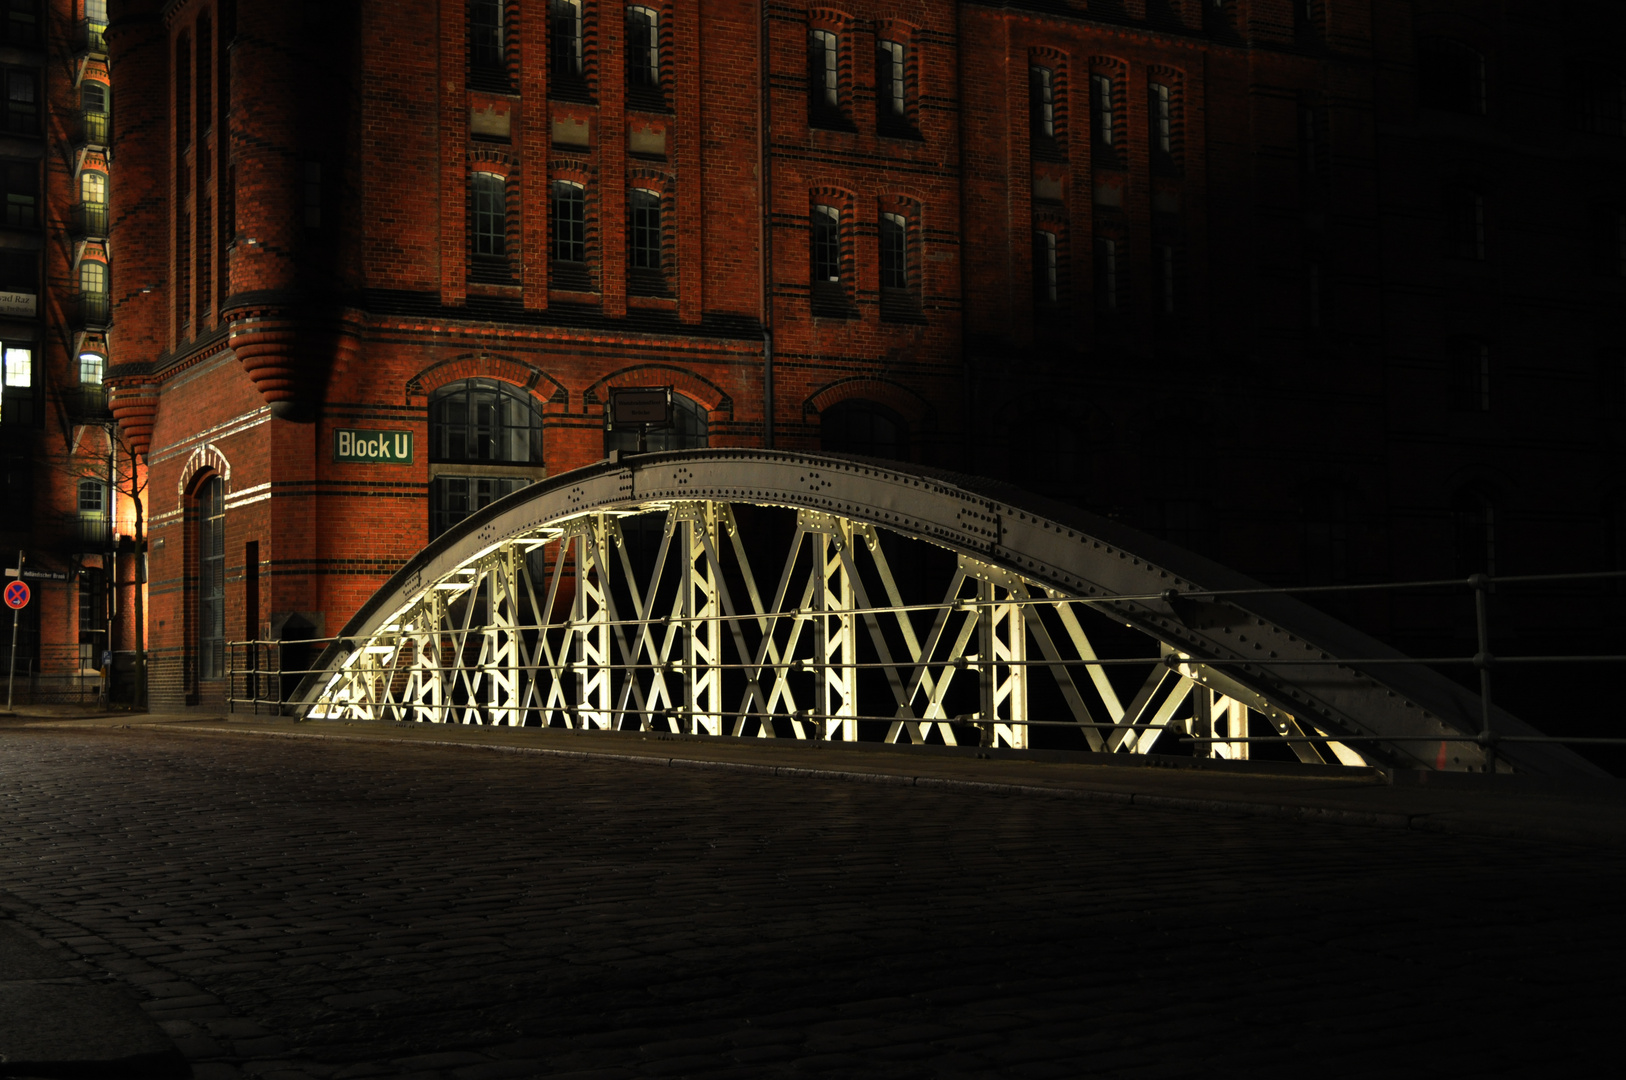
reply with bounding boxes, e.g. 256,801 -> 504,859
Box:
5,0 -> 1602,713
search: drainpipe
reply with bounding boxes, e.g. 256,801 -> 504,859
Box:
759,0 -> 774,449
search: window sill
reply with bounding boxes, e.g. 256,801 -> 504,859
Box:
628,293 -> 677,311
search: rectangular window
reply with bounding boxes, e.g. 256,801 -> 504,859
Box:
471,0 -> 504,71
3,345 -> 29,387
551,180 -> 585,262
1091,74 -> 1114,150
630,188 -> 661,270
1150,82 -> 1172,156
78,478 -> 105,516
1030,66 -> 1055,140
808,30 -> 839,121
1094,237 -> 1117,313
472,172 -> 506,257
79,351 -> 103,385
550,0 -> 583,80
430,476 -> 529,540
811,204 -> 841,282
3,159 -> 34,228
880,213 -> 907,290
626,7 -> 659,88
5,68 -> 37,135
1033,230 -> 1058,305
5,0 -> 36,48
877,40 -> 906,127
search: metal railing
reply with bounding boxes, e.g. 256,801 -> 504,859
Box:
226,567 -> 1626,771
73,202 -> 109,238
76,292 -> 111,329
80,19 -> 108,54
77,110 -> 110,146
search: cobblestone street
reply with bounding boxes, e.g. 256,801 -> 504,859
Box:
0,725 -> 1621,1078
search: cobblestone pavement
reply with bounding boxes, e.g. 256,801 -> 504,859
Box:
0,726 -> 1622,1079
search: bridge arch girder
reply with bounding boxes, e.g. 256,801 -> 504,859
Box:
300,450 -> 1595,777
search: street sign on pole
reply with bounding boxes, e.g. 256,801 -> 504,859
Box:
3,581 -> 27,609
6,550 -> 21,711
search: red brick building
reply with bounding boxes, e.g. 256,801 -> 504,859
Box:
0,2 -> 129,700
2,0 -> 1604,711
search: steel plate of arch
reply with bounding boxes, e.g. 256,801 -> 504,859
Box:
298,450 -> 1599,776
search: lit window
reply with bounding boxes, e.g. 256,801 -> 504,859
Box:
550,0 -> 583,79
3,346 -> 29,387
630,188 -> 662,270
811,204 -> 840,282
1030,66 -> 1054,139
877,40 -> 905,124
1091,73 -> 1114,149
80,169 -> 105,205
79,352 -> 104,385
80,260 -> 106,295
881,212 -> 907,290
626,7 -> 659,88
551,180 -> 585,262
472,172 -> 506,257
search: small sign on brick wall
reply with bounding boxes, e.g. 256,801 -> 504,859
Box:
335,429 -> 413,464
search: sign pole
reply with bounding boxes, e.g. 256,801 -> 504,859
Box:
6,550 -> 21,711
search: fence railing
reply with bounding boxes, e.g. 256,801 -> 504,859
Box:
224,568 -> 1626,770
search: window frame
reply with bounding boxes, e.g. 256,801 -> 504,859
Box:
1091,72 -> 1116,155
550,179 -> 587,264
1034,229 -> 1059,307
811,203 -> 841,284
427,378 -> 547,540
471,171 -> 508,259
807,27 -> 847,128
196,475 -> 225,682
877,39 -> 907,131
4,66 -> 38,136
3,158 -> 35,229
626,6 -> 660,90
1031,65 -> 1055,141
470,0 -> 506,73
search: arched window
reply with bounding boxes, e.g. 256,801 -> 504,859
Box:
471,0 -> 505,71
551,180 -> 586,263
810,204 -> 840,282
626,7 -> 659,88
605,391 -> 708,455
820,399 -> 908,460
197,475 -> 225,681
428,379 -> 545,539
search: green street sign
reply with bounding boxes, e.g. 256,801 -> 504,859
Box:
335,429 -> 413,464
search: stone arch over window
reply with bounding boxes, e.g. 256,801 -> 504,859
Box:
1028,46 -> 1070,153
585,363 -> 733,419
804,376 -> 933,459
873,18 -> 921,136
405,354 -> 567,409
176,442 -> 231,513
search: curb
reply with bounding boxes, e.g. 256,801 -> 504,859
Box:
126,721 -> 1626,847
0,920 -> 189,1080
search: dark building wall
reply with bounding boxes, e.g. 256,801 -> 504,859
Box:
82,0 -> 1626,710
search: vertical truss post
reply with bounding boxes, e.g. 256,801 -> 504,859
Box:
812,516 -> 856,740
570,518 -> 614,729
970,563 -> 1028,749
407,591 -> 445,723
486,543 -> 521,726
677,502 -> 724,735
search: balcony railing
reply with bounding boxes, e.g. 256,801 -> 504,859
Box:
80,20 -> 108,54
77,110 -> 110,146
76,293 -> 111,329
72,202 -> 108,239
63,384 -> 110,421
61,514 -> 113,553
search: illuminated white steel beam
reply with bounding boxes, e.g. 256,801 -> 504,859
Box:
297,451 -> 1604,776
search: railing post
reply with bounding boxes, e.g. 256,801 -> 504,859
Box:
1470,573 -> 1497,773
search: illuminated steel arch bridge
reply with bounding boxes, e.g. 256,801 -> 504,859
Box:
297,450 -> 1592,776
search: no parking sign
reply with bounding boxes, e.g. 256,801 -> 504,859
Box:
3,580 -> 26,609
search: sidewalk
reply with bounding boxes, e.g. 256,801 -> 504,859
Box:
10,703 -> 1626,848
